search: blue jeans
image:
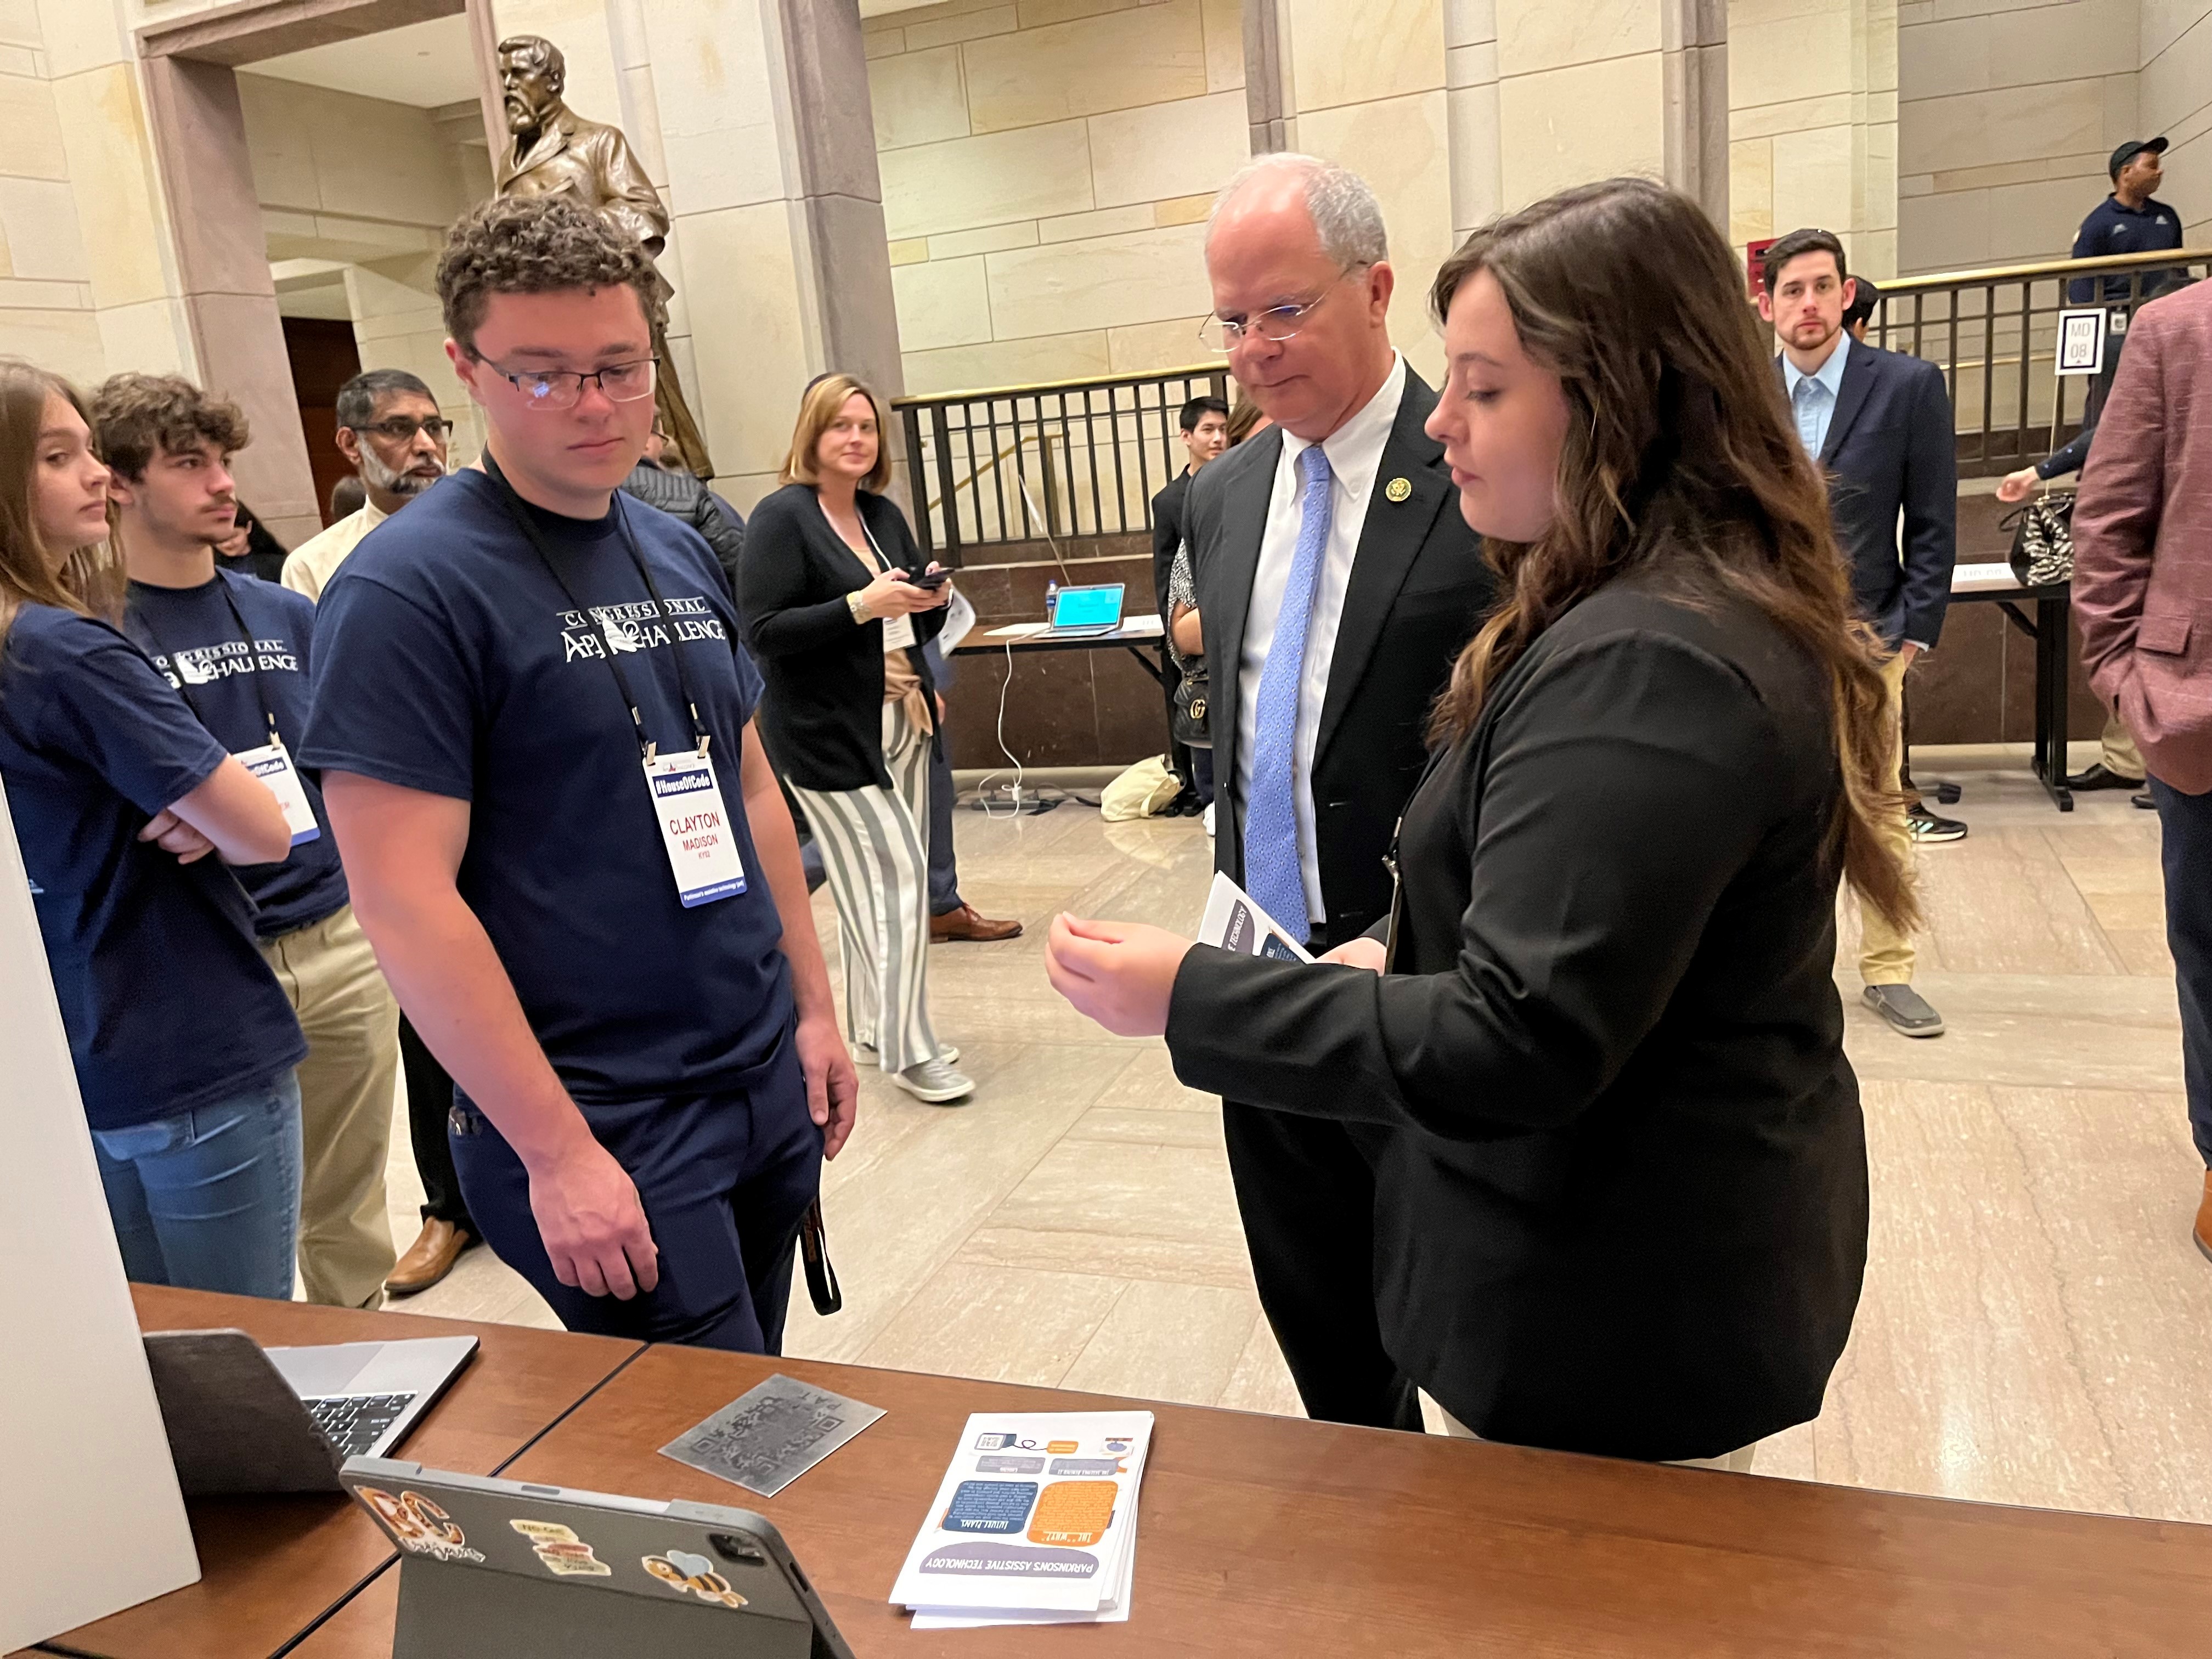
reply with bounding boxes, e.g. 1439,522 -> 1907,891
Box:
92,1073 -> 304,1299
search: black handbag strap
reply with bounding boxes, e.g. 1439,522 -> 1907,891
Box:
800,1198 -> 842,1315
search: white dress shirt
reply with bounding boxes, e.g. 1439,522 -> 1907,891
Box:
1235,352 -> 1407,930
280,499 -> 388,601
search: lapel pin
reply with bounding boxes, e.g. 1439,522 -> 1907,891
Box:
1385,477 -> 1412,503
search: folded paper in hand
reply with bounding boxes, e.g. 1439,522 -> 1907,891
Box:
1198,871 -> 1314,963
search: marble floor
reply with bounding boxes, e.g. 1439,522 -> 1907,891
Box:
378,743 -> 2212,1526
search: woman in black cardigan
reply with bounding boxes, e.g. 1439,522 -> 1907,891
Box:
1045,178 -> 1914,1465
738,375 -> 972,1105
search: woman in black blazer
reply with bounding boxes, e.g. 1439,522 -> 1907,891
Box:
1045,178 -> 1914,1465
738,375 -> 972,1105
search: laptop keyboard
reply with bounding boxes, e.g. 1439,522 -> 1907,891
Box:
304,1391 -> 416,1458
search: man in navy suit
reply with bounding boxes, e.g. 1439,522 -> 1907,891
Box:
1760,227 -> 1959,1039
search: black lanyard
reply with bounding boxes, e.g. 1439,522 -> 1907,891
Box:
133,573 -> 283,749
481,450 -> 714,760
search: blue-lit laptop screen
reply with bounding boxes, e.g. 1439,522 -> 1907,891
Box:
1051,584 -> 1124,628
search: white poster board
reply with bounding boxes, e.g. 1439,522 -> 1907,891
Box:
2055,307 -> 2108,376
0,778 -> 200,1649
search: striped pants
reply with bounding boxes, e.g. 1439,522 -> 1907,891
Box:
788,704 -> 945,1075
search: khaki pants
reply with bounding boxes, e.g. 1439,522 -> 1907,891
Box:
1859,651 -> 1917,986
2102,710 -> 2145,779
259,904 -> 398,1307
1435,1402 -> 1759,1472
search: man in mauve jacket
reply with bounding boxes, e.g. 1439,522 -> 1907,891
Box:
2070,275 -> 2212,1262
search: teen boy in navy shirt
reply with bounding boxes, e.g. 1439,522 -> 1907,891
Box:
99,373 -> 401,1308
303,196 -> 857,1352
0,359 -> 304,1300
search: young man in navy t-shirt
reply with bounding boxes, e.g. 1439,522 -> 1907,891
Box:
98,373 -> 401,1308
302,195 -> 858,1353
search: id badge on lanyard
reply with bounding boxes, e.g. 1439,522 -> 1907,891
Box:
881,613 -> 917,651
237,737 -> 320,845
646,746 -> 747,907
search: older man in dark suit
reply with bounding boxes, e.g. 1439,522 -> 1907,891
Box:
1760,227 -> 1958,1041
1184,154 -> 1493,1432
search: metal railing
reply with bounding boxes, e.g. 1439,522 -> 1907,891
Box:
892,246 -> 2211,560
1863,246 -> 2209,476
894,364 -> 1231,565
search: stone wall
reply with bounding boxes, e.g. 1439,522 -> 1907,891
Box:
864,0 -> 1248,397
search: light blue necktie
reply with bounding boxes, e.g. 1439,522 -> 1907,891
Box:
1793,374 -> 1829,459
1243,444 -> 1333,943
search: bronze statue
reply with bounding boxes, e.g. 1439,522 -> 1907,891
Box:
494,35 -> 715,479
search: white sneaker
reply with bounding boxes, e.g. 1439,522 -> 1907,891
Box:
856,1041 -> 958,1065
1203,800 -> 1216,838
893,1057 -> 975,1104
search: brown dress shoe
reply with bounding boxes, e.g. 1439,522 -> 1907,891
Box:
931,903 -> 1022,943
385,1218 -> 476,1296
2196,1172 -> 2212,1265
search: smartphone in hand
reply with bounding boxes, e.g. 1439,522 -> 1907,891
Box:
903,567 -> 953,590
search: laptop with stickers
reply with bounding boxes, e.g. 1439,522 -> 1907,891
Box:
341,1459 -> 857,1659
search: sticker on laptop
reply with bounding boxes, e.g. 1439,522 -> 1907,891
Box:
356,1487 -> 485,1564
511,1518 -> 613,1577
644,1549 -> 748,1609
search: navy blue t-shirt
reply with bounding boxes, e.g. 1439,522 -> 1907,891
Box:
123,570 -> 348,939
0,605 -> 307,1130
300,469 -> 791,1104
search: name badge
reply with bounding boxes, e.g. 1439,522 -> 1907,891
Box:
645,748 -> 747,907
236,740 -> 320,845
882,613 -> 917,652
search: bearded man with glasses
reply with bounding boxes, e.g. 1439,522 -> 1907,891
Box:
301,195 -> 854,1353
1181,154 -> 1493,1434
283,370 -> 451,603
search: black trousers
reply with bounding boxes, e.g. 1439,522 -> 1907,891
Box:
1221,916 -> 1423,1434
397,1015 -> 474,1231
2152,778 -> 2212,1165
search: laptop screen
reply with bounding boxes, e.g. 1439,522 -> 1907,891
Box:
1051,584 -> 1124,629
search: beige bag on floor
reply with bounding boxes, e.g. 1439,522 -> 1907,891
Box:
1101,755 -> 1182,821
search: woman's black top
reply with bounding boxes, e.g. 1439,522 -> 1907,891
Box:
738,483 -> 944,792
1166,572 -> 1869,1461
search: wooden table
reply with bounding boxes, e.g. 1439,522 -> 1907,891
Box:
1945,562 -> 2074,810
27,1288 -> 639,1659
290,1342 -> 2212,1658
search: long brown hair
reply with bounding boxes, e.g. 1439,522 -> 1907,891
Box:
0,358 -> 123,649
1428,178 -> 1915,933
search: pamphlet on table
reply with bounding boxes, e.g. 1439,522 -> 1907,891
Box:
889,1410 -> 1154,1628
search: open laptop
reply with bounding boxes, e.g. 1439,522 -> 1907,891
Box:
341,1458 -> 855,1658
143,1328 -> 477,1496
1046,582 -> 1126,638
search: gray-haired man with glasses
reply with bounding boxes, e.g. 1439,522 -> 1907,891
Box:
1182,153 -> 1493,1435
283,369 -> 452,602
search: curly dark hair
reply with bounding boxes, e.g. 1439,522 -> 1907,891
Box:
436,194 -> 658,357
92,372 -> 250,482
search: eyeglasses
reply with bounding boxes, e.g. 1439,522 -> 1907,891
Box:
482,357 -> 658,410
354,416 -> 455,443
1198,266 -> 1367,352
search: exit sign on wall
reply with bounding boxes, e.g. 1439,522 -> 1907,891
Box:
1746,238 -> 1778,299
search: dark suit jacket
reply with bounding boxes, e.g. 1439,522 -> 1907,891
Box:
1150,467 -> 1193,618
1166,573 -> 1869,1460
738,483 -> 943,794
1778,340 -> 1956,650
1186,368 -> 1492,945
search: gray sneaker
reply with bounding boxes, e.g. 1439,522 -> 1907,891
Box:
1864,983 -> 1945,1038
893,1056 -> 975,1104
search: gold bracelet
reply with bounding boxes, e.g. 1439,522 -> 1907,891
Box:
847,590 -> 872,624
